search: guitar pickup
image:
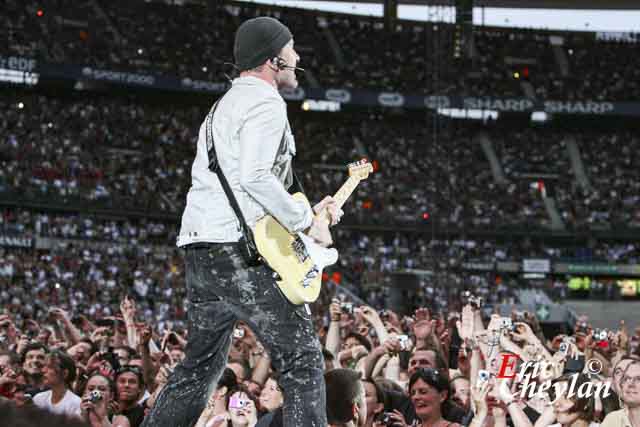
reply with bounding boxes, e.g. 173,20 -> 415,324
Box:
291,236 -> 309,263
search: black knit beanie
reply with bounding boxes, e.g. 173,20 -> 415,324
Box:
234,17 -> 293,71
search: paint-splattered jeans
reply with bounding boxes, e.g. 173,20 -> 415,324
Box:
142,243 -> 327,427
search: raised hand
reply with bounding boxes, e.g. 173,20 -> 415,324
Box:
496,378 -> 516,404
120,296 -> 137,323
413,308 -> 435,340
471,378 -> 491,415
457,304 -> 475,341
329,299 -> 341,322
511,322 -> 536,344
0,367 -> 17,387
357,306 -> 383,327
614,320 -> 629,351
49,307 -> 70,322
138,324 -> 152,346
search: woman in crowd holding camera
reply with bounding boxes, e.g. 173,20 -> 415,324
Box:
387,367 -> 463,427
226,388 -> 259,427
79,373 -> 130,427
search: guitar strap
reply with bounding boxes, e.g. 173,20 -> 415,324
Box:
205,99 -> 261,266
290,157 -> 306,195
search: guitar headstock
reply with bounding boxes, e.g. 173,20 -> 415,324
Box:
347,159 -> 374,181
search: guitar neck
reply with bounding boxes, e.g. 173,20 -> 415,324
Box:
332,176 -> 361,211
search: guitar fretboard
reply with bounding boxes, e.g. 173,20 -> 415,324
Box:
332,176 -> 360,211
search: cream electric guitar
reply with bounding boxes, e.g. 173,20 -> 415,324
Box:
254,160 -> 374,305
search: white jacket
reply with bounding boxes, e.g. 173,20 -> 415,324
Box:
177,76 -> 313,246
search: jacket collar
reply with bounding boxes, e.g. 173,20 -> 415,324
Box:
232,75 -> 280,96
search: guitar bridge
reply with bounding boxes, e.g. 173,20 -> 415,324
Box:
291,235 -> 310,263
301,266 -> 319,288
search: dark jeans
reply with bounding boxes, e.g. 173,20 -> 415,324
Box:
142,243 -> 327,427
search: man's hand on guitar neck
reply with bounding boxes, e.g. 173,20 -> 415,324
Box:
313,196 -> 344,226
307,196 -> 343,248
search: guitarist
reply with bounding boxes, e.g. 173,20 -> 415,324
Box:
142,17 -> 342,427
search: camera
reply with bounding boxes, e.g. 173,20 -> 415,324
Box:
576,322 -> 589,334
341,302 -> 354,315
233,328 -> 245,339
478,369 -> 491,382
89,390 -> 103,403
229,395 -> 251,409
397,335 -> 411,351
167,332 -> 179,345
501,318 -> 513,330
463,291 -> 483,309
376,412 -> 393,425
593,329 -> 608,342
513,311 -> 526,323
559,342 -> 569,354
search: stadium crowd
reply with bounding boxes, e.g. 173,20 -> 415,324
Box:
1,282 -> 640,427
4,0 -> 640,99
2,206 -> 640,332
2,91 -> 639,231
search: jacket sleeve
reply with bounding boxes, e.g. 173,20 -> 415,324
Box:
238,98 -> 313,233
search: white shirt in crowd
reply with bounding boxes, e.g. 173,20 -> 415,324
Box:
33,389 -> 82,416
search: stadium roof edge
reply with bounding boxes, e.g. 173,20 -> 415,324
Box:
259,0 -> 640,9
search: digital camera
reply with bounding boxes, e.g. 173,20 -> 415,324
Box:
229,395 -> 252,409
559,342 -> 569,354
478,369 -> 491,382
397,335 -> 411,351
89,390 -> 103,403
500,318 -> 513,331
593,329 -> 608,342
463,291 -> 483,309
341,302 -> 354,315
376,412 -> 393,425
